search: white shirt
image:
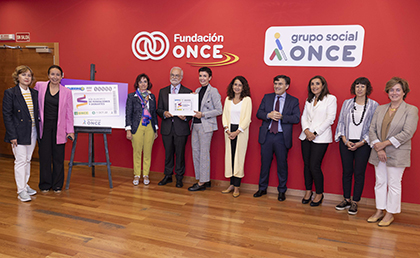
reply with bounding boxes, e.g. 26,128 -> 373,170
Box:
348,103 -> 365,140
230,100 -> 242,125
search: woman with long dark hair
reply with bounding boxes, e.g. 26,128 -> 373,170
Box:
299,75 -> 337,206
221,76 -> 252,197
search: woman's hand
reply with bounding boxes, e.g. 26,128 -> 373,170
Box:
373,141 -> 390,152
126,130 -> 132,140
67,133 -> 75,141
193,111 -> 202,119
10,139 -> 17,147
304,129 -> 316,141
377,149 -> 387,162
228,130 -> 240,140
348,141 -> 364,151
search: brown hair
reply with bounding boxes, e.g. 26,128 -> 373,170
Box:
307,75 -> 330,103
12,65 -> 34,85
350,77 -> 372,96
134,73 -> 152,90
385,77 -> 410,100
227,76 -> 251,100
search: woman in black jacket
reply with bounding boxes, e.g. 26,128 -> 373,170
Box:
2,65 -> 39,202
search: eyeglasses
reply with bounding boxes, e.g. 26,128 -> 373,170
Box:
170,74 -> 181,78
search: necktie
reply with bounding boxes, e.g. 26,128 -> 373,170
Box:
270,96 -> 280,134
171,87 -> 176,94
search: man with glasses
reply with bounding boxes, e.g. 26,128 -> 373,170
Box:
156,67 -> 192,188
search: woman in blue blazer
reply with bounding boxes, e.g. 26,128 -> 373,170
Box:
2,65 -> 39,202
125,74 -> 158,186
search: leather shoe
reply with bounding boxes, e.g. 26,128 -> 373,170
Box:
204,181 -> 211,187
253,190 -> 267,197
302,192 -> 313,204
278,192 -> 286,201
310,194 -> 324,207
158,176 -> 172,185
188,183 -> 206,191
176,180 -> 183,188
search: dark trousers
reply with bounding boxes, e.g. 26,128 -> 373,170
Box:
162,124 -> 188,180
339,139 -> 371,202
229,124 -> 241,187
258,131 -> 288,193
38,120 -> 65,191
301,140 -> 329,194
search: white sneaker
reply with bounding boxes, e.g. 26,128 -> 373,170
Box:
26,186 -> 37,196
143,176 -> 150,185
18,191 -> 31,202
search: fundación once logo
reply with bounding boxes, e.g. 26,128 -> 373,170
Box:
131,31 -> 170,61
131,31 -> 239,66
264,25 -> 365,67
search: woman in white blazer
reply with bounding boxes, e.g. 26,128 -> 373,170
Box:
221,76 -> 252,198
367,77 -> 418,227
299,75 -> 337,206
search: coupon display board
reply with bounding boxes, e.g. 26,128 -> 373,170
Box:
61,78 -> 128,129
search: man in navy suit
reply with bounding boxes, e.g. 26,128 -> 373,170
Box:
254,75 -> 300,201
157,67 -> 192,188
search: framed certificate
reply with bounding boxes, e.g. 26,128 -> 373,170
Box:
168,93 -> 199,116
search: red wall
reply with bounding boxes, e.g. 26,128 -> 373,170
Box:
1,0 -> 419,203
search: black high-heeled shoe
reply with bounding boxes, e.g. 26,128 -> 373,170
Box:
310,194 -> 324,207
302,192 -> 313,204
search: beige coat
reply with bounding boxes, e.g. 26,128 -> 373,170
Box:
369,101 -> 418,167
222,96 -> 252,178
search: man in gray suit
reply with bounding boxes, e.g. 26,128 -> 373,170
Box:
157,67 -> 192,188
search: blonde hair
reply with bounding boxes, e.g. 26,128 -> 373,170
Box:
12,65 -> 34,85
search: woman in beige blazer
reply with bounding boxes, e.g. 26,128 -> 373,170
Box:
221,76 -> 252,197
367,77 -> 418,227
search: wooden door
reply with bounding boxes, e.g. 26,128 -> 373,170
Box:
0,42 -> 59,158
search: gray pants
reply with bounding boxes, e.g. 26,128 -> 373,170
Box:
191,123 -> 213,183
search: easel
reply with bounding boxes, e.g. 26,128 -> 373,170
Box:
65,126 -> 113,189
65,64 -> 113,189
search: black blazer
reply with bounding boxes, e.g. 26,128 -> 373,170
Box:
125,91 -> 158,134
256,93 -> 300,149
157,84 -> 192,136
3,85 -> 40,145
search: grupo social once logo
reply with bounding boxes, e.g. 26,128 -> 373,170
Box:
264,25 -> 365,67
131,31 -> 170,60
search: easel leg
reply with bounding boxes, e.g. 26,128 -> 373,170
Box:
103,134 -> 113,188
65,132 -> 78,190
